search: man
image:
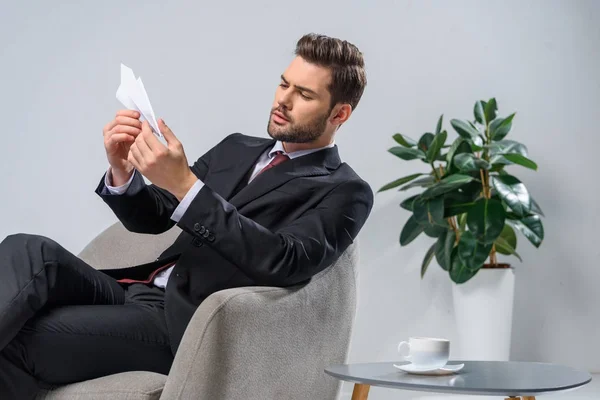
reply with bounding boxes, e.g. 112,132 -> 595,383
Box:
0,33 -> 373,398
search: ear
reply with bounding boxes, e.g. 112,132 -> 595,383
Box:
330,103 -> 353,127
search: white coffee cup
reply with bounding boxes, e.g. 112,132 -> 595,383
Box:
397,337 -> 450,370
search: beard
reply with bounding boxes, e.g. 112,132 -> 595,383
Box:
267,107 -> 330,143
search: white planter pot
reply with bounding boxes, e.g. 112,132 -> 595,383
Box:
452,267 -> 515,361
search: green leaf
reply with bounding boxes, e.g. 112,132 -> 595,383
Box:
426,131 -> 447,162
467,198 -> 506,244
495,224 -> 517,254
469,135 -> 485,152
487,140 -> 528,157
489,112 -> 515,140
421,243 -> 437,278
400,215 -> 425,246
505,211 -> 521,220
446,139 -> 473,173
474,101 -> 485,125
495,225 -> 522,261
501,153 -> 538,171
495,236 -> 522,262
417,133 -> 435,153
424,224 -> 447,238
388,146 -> 426,161
491,174 -> 531,217
414,196 -> 446,226
443,191 -> 477,217
490,163 -> 506,173
490,154 -> 511,166
454,153 -> 491,172
400,194 -> 420,211
451,119 -> 480,140
508,214 -> 544,248
445,201 -> 476,217
484,98 -> 497,124
459,177 -> 485,199
436,115 -> 444,135
458,231 -> 493,270
531,197 -> 545,217
435,229 -> 456,271
393,133 -> 417,148
378,173 -> 425,192
444,190 -> 477,203
399,176 -> 436,191
421,174 -> 475,199
450,248 -> 480,284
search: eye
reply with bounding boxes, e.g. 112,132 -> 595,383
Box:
300,93 -> 312,100
279,83 -> 289,88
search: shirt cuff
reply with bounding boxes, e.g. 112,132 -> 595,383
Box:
105,167 -> 136,195
171,179 -> 205,222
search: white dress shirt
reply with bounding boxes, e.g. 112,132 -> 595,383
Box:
105,139 -> 335,288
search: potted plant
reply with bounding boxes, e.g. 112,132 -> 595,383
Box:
379,98 -> 544,361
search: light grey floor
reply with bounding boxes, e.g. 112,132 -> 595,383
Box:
340,374 -> 597,399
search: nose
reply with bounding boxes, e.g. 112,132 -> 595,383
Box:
277,87 -> 293,110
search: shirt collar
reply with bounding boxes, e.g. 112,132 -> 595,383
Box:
268,140 -> 336,160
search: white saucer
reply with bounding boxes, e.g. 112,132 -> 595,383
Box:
393,363 -> 465,376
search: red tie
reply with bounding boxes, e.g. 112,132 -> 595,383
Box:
256,151 -> 290,176
117,261 -> 177,285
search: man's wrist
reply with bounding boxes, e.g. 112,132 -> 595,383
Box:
174,172 -> 199,202
110,166 -> 135,186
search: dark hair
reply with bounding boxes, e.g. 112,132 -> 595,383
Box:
295,33 -> 367,111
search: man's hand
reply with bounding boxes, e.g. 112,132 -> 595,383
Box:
103,110 -> 142,186
128,119 -> 198,201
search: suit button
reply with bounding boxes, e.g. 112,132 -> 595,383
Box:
193,223 -> 201,232
192,237 -> 203,247
202,230 -> 210,238
199,226 -> 206,234
207,233 -> 215,242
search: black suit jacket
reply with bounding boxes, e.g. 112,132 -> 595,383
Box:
96,133 -> 373,353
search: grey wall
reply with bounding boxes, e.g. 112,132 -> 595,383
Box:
1,1 -> 599,399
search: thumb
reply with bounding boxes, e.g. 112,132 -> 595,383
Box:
158,119 -> 177,145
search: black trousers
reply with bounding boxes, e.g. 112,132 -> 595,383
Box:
0,234 -> 174,400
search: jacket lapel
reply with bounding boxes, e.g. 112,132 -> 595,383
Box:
207,137 -> 275,201
230,145 -> 341,208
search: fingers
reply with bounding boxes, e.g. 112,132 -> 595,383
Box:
158,119 -> 172,139
106,133 -> 135,146
104,113 -> 142,139
135,128 -> 153,154
116,110 -> 140,119
115,116 -> 142,129
110,124 -> 141,137
140,121 -> 168,155
103,120 -> 117,135
128,143 -> 144,169
132,122 -> 159,163
158,119 -> 181,150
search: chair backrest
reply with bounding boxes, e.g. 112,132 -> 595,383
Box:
77,222 -> 182,269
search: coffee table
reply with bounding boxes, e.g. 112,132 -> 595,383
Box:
325,361 -> 592,399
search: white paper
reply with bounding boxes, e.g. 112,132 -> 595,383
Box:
115,63 -> 162,138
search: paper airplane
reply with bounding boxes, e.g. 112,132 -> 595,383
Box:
116,63 -> 162,138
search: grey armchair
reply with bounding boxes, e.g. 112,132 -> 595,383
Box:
37,222 -> 359,400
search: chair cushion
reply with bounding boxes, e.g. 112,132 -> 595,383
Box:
36,371 -> 167,400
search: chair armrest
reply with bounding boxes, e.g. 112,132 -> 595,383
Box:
159,262 -> 354,400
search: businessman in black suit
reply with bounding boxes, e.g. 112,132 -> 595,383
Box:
0,33 -> 373,399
